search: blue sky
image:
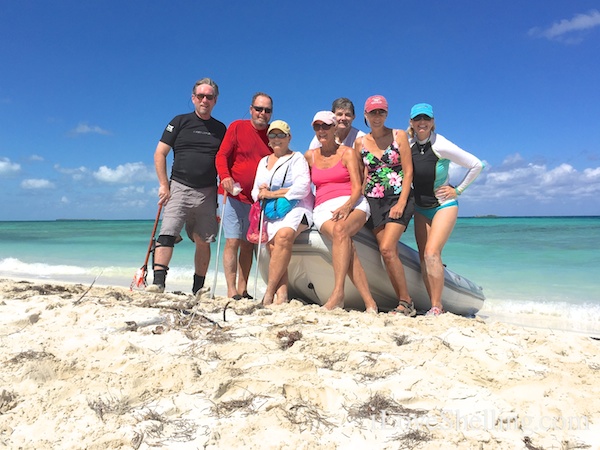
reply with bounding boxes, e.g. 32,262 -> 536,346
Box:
1,1 -> 599,220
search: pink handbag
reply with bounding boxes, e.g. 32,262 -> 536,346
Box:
246,201 -> 268,244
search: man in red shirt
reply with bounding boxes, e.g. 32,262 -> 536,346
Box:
215,93 -> 273,299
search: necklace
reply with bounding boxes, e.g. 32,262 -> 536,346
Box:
417,136 -> 430,155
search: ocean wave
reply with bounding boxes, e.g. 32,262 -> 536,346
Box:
0,257 -> 88,277
0,257 -> 265,296
0,258 -> 200,281
479,297 -> 600,336
482,297 -> 600,319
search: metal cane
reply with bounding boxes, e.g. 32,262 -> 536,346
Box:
210,192 -> 228,299
252,201 -> 266,300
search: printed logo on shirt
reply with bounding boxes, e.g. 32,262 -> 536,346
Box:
193,130 -> 212,136
166,125 -> 174,133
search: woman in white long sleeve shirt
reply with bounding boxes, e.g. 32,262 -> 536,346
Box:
408,103 -> 484,316
251,120 -> 314,305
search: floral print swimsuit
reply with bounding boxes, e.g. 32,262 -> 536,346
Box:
361,137 -> 405,198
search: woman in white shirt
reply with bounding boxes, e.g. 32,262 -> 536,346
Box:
251,120 -> 314,305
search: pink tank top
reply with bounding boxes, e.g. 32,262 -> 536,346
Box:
311,150 -> 352,207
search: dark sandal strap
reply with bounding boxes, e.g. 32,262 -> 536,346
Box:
394,300 -> 416,317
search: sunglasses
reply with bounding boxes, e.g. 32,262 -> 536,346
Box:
367,109 -> 387,116
194,93 -> 215,101
252,106 -> 273,114
313,123 -> 333,131
412,114 -> 432,121
268,132 -> 288,139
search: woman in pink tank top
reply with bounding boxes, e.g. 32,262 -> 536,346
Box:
304,111 -> 377,313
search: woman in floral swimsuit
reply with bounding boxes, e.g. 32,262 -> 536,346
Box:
354,95 -> 416,316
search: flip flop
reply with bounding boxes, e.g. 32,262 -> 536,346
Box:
389,300 -> 416,317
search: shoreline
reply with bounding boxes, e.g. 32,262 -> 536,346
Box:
1,277 -> 599,449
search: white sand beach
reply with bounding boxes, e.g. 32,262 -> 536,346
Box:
0,278 -> 599,449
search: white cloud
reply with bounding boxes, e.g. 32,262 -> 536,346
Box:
116,185 -> 146,196
540,163 -> 577,186
21,178 -> 56,189
529,10 -> 600,43
582,167 -> 600,178
114,186 -> 150,208
0,157 -> 21,175
69,122 -> 111,136
61,196 -> 69,204
464,154 -> 600,207
29,154 -> 44,162
54,164 -> 89,180
93,162 -> 155,183
501,153 -> 524,167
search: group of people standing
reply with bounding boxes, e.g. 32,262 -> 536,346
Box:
146,77 -> 484,317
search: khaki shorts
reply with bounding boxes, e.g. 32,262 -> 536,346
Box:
222,195 -> 252,240
159,180 -> 217,243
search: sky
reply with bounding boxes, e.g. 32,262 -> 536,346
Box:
1,1 -> 599,220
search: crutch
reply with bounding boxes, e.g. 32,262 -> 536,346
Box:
130,204 -> 163,290
210,192 -> 228,299
252,200 -> 266,300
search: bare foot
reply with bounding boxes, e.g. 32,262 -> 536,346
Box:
262,295 -> 274,306
364,299 -> 378,313
322,291 -> 345,310
365,306 -> 378,314
273,287 -> 289,305
274,295 -> 289,305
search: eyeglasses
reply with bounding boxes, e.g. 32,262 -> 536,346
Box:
367,109 -> 387,116
268,132 -> 288,139
194,93 -> 215,101
412,115 -> 432,121
252,106 -> 273,114
313,123 -> 333,131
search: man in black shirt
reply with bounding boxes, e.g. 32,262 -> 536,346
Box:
147,78 -> 227,294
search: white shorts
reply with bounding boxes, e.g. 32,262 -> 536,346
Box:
312,195 -> 370,231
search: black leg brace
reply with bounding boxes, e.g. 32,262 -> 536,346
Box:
192,274 -> 206,294
151,235 -> 174,286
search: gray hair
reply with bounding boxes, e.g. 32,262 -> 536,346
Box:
251,92 -> 273,106
331,98 -> 355,116
193,78 -> 220,97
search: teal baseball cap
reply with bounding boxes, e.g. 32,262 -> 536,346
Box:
410,103 -> 434,119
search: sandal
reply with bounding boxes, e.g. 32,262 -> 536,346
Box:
389,300 -> 416,317
425,306 -> 444,317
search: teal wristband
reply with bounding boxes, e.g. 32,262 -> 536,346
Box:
455,187 -> 461,196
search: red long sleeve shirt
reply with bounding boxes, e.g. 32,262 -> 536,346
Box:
215,120 -> 271,204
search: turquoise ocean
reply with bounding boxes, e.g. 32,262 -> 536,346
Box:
1,216 -> 599,335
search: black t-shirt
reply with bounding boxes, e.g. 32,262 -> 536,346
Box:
160,112 -> 227,189
411,141 -> 439,208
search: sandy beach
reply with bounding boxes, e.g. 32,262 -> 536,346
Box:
0,278 -> 598,450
